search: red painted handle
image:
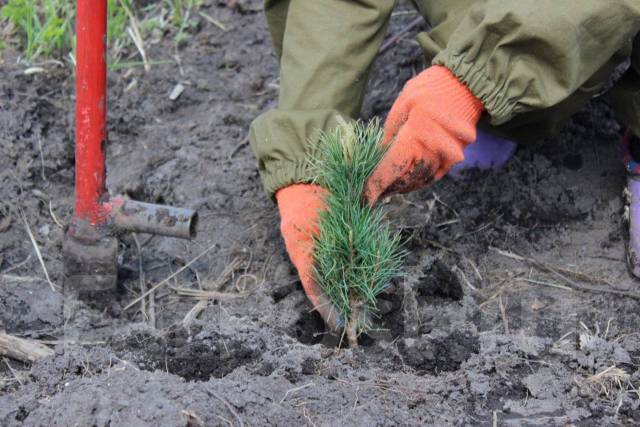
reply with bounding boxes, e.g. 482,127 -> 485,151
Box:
74,0 -> 107,225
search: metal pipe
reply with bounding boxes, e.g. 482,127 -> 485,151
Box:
106,196 -> 198,239
74,0 -> 108,225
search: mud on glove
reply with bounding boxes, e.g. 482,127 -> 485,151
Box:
365,65 -> 485,203
276,184 -> 343,331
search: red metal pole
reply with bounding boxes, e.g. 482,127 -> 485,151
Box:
74,0 -> 107,226
65,0 -> 197,293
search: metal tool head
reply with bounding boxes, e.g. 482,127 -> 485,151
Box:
62,230 -> 118,295
63,197 -> 198,294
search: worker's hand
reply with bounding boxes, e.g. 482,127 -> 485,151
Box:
365,66 -> 485,203
276,184 -> 344,331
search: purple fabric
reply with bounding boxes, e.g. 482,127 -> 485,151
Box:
449,130 -> 517,179
628,176 -> 640,278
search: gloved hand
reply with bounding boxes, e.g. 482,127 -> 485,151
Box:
365,65 -> 485,203
276,184 -> 343,331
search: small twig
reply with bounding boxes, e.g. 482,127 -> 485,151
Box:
425,239 -> 453,253
604,318 -> 613,340
379,17 -> 424,55
489,246 -> 526,262
37,339 -> 105,346
0,332 -> 53,363
519,278 -> 572,292
132,234 -> 147,323
182,300 -> 208,329
464,257 -> 483,281
198,11 -> 226,31
149,283 -> 157,329
280,382 -> 315,404
0,274 -> 48,283
452,265 -> 478,292
435,218 -> 460,228
171,287 -> 245,301
3,358 -> 23,385
302,405 -> 317,427
124,242 -> 218,310
216,416 -> 233,427
0,203 -> 11,232
335,377 -> 431,397
172,52 -> 185,77
490,247 -> 640,300
120,0 -> 150,72
431,191 -> 460,218
234,273 -> 258,293
498,295 -> 509,334
20,210 -> 56,292
490,246 -> 613,284
0,254 -> 32,275
228,137 -> 249,160
541,263 -> 628,297
204,388 -> 244,427
48,201 -> 64,229
37,137 -> 47,181
208,255 -> 246,291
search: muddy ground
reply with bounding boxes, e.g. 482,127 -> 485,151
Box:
2,1 -> 640,426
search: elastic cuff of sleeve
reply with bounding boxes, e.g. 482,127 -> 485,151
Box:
434,52 -> 517,125
262,159 -> 316,201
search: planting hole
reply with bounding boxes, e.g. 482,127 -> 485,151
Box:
113,329 -> 261,381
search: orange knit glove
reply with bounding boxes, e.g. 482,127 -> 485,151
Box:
365,66 -> 485,203
276,184 -> 343,331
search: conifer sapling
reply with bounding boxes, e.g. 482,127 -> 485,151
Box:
312,119 -> 405,347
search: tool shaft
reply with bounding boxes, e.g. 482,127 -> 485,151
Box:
75,0 -> 108,225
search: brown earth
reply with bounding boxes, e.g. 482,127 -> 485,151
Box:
1,1 -> 640,426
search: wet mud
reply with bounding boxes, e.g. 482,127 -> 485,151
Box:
2,1 -> 640,425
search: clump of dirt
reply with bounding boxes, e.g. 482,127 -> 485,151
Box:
415,259 -> 465,300
398,330 -> 480,374
2,0 -> 640,425
0,280 -> 63,334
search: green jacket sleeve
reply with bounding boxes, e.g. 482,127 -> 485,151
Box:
434,0 -> 640,125
251,0 -> 396,198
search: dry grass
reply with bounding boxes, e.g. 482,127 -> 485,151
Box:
573,322 -> 640,404
577,366 -> 636,400
20,209 -> 57,292
179,251 -> 256,328
1,0 -> 224,68
489,246 -> 640,300
124,241 -> 218,310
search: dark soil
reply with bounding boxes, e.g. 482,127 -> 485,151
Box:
2,1 -> 640,426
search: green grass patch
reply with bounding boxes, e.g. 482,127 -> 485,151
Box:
1,0 -> 74,61
164,0 -> 201,43
1,0 -> 203,65
107,0 -> 130,51
312,120 -> 406,346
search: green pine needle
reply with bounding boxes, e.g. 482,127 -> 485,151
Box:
311,119 -> 405,338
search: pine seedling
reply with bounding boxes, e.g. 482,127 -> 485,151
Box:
312,119 -> 405,347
